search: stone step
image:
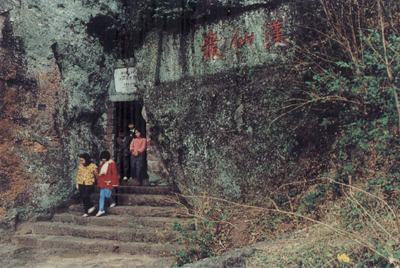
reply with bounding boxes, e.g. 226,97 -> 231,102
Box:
115,186 -> 173,195
91,194 -> 180,207
31,221 -> 177,243
53,213 -> 187,229
13,180 -> 188,262
93,185 -> 173,195
115,184 -> 174,194
68,205 -> 188,218
114,194 -> 179,206
12,234 -> 181,257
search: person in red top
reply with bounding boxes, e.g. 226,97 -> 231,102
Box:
130,129 -> 146,185
96,151 -> 119,217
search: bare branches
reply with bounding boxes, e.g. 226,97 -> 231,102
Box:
178,189 -> 400,265
377,0 -> 400,131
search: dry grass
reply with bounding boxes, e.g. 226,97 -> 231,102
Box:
173,171 -> 400,267
245,182 -> 400,267
247,224 -> 357,268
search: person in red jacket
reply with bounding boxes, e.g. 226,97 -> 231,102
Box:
130,129 -> 146,185
96,151 -> 119,217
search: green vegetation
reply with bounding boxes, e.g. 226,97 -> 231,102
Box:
172,0 -> 400,266
172,219 -> 217,266
171,195 -> 233,266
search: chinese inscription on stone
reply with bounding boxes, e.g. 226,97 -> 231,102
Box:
114,67 -> 137,93
202,30 -> 224,60
201,20 -> 289,60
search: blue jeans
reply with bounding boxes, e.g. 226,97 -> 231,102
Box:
130,154 -> 144,182
99,188 -> 114,211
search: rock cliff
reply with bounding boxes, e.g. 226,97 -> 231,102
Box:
0,0 -> 301,229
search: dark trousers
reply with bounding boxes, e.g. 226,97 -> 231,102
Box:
117,154 -> 130,178
78,184 -> 94,213
130,154 -> 144,182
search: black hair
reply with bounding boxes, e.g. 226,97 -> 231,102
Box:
78,153 -> 92,166
99,151 -> 111,161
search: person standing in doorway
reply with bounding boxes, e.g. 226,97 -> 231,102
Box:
115,131 -> 132,181
127,122 -> 135,179
128,122 -> 135,139
96,151 -> 118,217
130,129 -> 146,186
76,153 -> 98,217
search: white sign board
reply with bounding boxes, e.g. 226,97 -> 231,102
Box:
114,67 -> 137,93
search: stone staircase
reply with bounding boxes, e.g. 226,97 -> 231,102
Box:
12,180 -> 189,265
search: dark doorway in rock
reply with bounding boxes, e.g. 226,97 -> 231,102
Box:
114,100 -> 146,136
113,100 -> 149,184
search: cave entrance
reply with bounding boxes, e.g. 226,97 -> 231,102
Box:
113,100 -> 146,137
110,99 -> 149,184
105,59 -> 155,185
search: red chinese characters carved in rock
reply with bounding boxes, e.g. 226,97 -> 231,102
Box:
230,29 -> 254,53
265,20 -> 289,49
202,30 -> 223,60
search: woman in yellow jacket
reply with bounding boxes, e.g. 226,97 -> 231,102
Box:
76,153 -> 98,217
